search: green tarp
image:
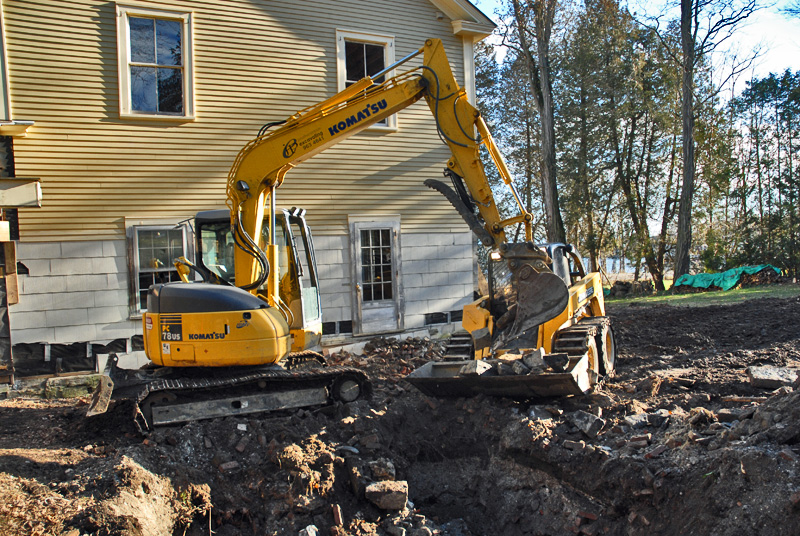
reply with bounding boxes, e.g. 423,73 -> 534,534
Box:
673,265 -> 781,291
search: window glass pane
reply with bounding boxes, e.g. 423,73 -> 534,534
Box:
360,229 -> 370,248
381,229 -> 390,245
382,264 -> 393,283
362,284 -> 373,302
155,19 -> 182,66
152,230 -> 168,248
371,229 -> 381,246
361,247 -> 370,266
131,66 -> 157,112
383,282 -> 393,300
371,248 -> 381,266
365,44 -> 385,82
157,68 -> 183,113
345,41 -> 364,83
130,17 -> 155,63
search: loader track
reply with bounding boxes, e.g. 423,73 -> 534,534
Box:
552,316 -> 615,388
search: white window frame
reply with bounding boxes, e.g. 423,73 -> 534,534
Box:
116,4 -> 195,120
127,222 -> 192,316
335,29 -> 397,131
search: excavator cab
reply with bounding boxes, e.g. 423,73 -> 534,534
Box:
194,208 -> 323,352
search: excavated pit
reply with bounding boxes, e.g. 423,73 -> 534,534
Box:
2,291 -> 800,535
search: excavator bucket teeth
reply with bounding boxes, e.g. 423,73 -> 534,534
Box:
86,374 -> 114,417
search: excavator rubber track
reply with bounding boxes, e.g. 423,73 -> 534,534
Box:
88,352 -> 371,433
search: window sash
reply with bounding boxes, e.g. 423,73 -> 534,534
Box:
116,5 -> 194,119
131,225 -> 189,313
336,29 -> 396,130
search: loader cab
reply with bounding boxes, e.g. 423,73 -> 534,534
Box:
194,208 -> 323,350
486,242 -> 588,321
539,243 -> 587,287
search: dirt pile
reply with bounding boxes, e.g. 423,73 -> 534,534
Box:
2,297 -> 800,535
606,281 -> 654,298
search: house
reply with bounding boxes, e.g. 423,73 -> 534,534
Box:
0,0 -> 495,377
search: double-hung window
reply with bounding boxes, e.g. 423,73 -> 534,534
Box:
116,5 -> 194,119
130,225 -> 189,313
336,30 -> 396,130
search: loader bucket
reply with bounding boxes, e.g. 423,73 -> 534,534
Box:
405,354 -> 593,399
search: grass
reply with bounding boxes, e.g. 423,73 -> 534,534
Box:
606,283 -> 800,308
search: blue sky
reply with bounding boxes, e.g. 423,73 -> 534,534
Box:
472,0 -> 799,89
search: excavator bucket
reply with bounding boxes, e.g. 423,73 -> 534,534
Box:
492,269 -> 569,350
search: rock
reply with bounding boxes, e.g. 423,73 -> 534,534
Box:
458,360 -> 492,376
219,461 -> 240,472
386,526 -> 407,536
648,409 -> 671,428
331,504 -> 343,526
717,408 -> 744,423
569,410 -> 606,438
778,449 -> 798,462
563,439 -> 586,451
645,445 -> 668,459
203,436 -> 213,449
299,525 -> 318,536
544,352 -> 570,372
746,366 -> 799,389
359,433 -> 381,450
522,348 -> 546,370
365,480 -> 409,510
369,458 -> 397,480
628,439 -> 649,449
624,414 -> 649,429
511,360 -> 531,375
496,363 -> 516,376
528,405 -> 555,420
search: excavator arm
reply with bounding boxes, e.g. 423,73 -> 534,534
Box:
225,39 -> 535,302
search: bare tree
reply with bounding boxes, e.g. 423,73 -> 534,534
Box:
508,0 -> 567,243
644,0 -> 758,277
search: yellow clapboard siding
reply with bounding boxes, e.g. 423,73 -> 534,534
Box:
6,0 -> 473,242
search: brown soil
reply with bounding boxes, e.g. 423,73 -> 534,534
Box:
2,293 -> 800,536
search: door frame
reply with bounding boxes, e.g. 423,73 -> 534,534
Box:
348,215 -> 404,336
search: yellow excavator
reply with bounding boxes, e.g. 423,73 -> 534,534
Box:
88,39 -> 614,430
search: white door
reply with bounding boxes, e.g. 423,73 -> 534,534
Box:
350,221 -> 403,335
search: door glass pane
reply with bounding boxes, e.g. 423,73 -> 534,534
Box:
360,227 -> 393,303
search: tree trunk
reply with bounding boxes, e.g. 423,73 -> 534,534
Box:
511,0 -> 566,243
674,0 -> 696,278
